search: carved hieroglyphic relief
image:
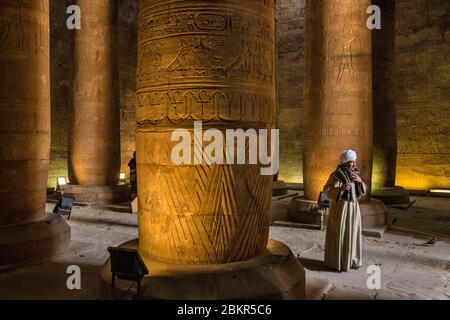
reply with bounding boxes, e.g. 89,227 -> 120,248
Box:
138,37 -> 273,84
0,0 -> 50,225
137,0 -> 276,127
395,0 -> 450,190
303,0 -> 373,201
0,0 -> 48,56
137,89 -> 275,126
137,0 -> 276,264
69,0 -> 121,186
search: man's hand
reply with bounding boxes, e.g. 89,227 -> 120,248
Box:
351,173 -> 363,183
341,183 -> 352,191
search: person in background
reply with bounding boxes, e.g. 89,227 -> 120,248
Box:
128,151 -> 137,199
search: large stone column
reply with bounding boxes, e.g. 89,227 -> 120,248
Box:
0,0 -> 70,265
65,0 -> 129,203
371,0 -> 410,205
102,0 -> 305,299
289,0 -> 386,232
136,1 -> 277,265
304,0 -> 373,201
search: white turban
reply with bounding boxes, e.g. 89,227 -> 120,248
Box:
340,149 -> 357,164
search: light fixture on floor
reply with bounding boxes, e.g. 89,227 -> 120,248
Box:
430,189 -> 450,194
53,196 -> 75,220
108,247 -> 149,294
57,177 -> 68,187
429,189 -> 450,197
119,172 -> 126,182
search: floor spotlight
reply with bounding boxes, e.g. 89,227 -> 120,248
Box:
429,189 -> 450,197
107,247 -> 149,294
119,172 -> 126,182
57,177 -> 68,191
53,196 -> 75,220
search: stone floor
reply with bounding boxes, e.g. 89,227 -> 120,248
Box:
387,196 -> 450,237
0,196 -> 448,300
271,226 -> 450,300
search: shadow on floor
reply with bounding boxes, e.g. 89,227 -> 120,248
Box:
0,262 -> 103,300
91,204 -> 133,214
298,257 -> 339,273
69,215 -> 137,228
388,208 -> 450,237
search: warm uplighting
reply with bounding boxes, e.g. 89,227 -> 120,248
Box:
57,177 -> 68,187
119,172 -> 126,181
430,189 -> 450,194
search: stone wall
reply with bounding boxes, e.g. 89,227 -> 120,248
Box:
117,0 -> 138,178
395,0 -> 450,190
276,0 -> 450,190
49,0 -> 73,188
48,0 -> 450,190
49,0 -> 138,187
276,0 -> 305,183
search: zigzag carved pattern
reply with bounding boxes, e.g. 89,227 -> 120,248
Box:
137,131 -> 271,264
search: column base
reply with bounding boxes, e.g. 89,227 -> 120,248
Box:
0,213 -> 71,266
371,186 -> 410,205
100,239 -> 306,300
360,198 -> 388,238
287,197 -> 388,237
59,183 -> 130,204
272,180 -> 288,197
360,198 -> 388,228
287,196 -> 327,228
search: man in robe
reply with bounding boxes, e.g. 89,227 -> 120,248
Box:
323,149 -> 367,271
